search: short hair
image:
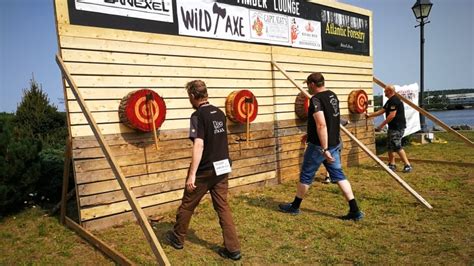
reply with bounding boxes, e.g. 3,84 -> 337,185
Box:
305,72 -> 325,87
186,80 -> 208,99
385,85 -> 395,94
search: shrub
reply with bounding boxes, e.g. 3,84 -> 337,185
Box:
38,148 -> 65,203
0,115 -> 42,215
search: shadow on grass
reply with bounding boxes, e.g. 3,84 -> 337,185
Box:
154,221 -> 220,252
236,194 -> 339,219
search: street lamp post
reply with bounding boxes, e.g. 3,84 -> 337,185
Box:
412,0 -> 433,132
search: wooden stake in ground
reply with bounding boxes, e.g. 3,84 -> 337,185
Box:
146,92 -> 160,150
271,60 -> 433,209
60,138 -> 72,224
56,54 -> 170,265
373,77 -> 474,148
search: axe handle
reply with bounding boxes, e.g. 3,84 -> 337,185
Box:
147,97 -> 159,150
246,102 -> 250,145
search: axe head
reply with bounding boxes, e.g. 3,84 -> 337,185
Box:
244,97 -> 254,104
146,93 -> 153,101
213,3 -> 226,18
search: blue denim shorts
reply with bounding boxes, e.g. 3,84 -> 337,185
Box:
299,142 -> 347,185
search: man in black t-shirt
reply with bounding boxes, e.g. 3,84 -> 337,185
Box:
366,85 -> 412,173
279,73 -> 364,221
166,80 -> 241,261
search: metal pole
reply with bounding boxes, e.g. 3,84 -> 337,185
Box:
419,19 -> 427,132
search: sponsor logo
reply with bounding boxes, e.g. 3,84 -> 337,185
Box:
75,0 -> 174,23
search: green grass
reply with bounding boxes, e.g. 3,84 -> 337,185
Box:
1,132 -> 473,264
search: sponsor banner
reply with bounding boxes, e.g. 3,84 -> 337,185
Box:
383,83 -> 421,137
289,17 -> 322,50
75,0 -> 174,23
177,1 -> 249,42
68,0 -> 369,56
321,7 -> 369,55
249,10 -> 289,45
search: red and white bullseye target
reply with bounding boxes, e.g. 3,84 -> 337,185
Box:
225,90 -> 258,124
295,92 -> 310,119
348,89 -> 368,114
119,89 -> 166,132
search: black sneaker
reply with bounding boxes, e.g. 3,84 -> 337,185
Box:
323,176 -> 331,184
340,211 -> 364,221
218,248 -> 241,260
278,203 -> 300,215
403,165 -> 413,173
165,230 -> 183,249
387,163 -> 396,171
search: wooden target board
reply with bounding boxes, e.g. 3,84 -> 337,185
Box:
119,89 -> 166,132
348,89 -> 368,114
295,92 -> 310,120
225,90 -> 258,124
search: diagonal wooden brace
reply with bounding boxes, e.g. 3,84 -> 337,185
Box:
56,54 -> 170,265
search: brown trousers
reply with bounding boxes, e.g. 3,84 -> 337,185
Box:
172,170 -> 240,252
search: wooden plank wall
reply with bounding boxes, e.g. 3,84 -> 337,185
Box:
55,0 -> 374,230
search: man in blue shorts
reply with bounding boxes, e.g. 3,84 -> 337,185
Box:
279,73 -> 364,221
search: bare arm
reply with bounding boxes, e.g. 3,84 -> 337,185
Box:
186,138 -> 204,192
314,111 -> 335,163
377,110 -> 397,130
366,108 -> 385,118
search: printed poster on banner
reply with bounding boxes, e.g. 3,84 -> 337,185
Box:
289,17 -> 322,50
177,0 -> 250,42
249,10 -> 289,45
383,83 -> 421,137
75,0 -> 174,23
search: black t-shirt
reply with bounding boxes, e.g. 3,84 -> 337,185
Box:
383,96 -> 406,130
189,105 -> 229,172
307,90 -> 341,147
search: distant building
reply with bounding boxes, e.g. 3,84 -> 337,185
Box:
446,93 -> 474,105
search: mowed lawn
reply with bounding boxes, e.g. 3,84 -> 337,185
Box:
1,132 -> 473,264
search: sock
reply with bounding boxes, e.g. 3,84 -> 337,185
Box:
348,199 -> 359,213
291,196 -> 302,209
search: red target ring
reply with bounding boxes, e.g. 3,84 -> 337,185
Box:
295,92 -> 310,120
119,89 -> 166,132
225,90 -> 258,124
348,89 -> 368,114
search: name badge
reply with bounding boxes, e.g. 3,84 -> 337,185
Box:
213,159 -> 231,176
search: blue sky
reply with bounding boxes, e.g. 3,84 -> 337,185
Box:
0,0 -> 473,113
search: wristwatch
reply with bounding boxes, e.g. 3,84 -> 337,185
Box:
320,148 -> 329,153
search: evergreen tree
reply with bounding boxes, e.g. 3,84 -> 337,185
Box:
14,78 -> 66,148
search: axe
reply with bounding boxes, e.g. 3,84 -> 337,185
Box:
146,93 -> 159,150
244,97 -> 253,145
213,3 -> 226,34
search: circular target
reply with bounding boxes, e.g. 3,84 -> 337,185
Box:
295,92 -> 310,120
348,89 -> 368,114
225,90 -> 258,124
119,89 -> 166,132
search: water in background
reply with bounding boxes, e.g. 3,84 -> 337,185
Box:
374,109 -> 474,129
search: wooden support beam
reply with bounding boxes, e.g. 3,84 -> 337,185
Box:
373,77 -> 474,148
65,217 -> 134,266
56,54 -> 170,265
272,60 -> 433,209
60,139 -> 72,224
